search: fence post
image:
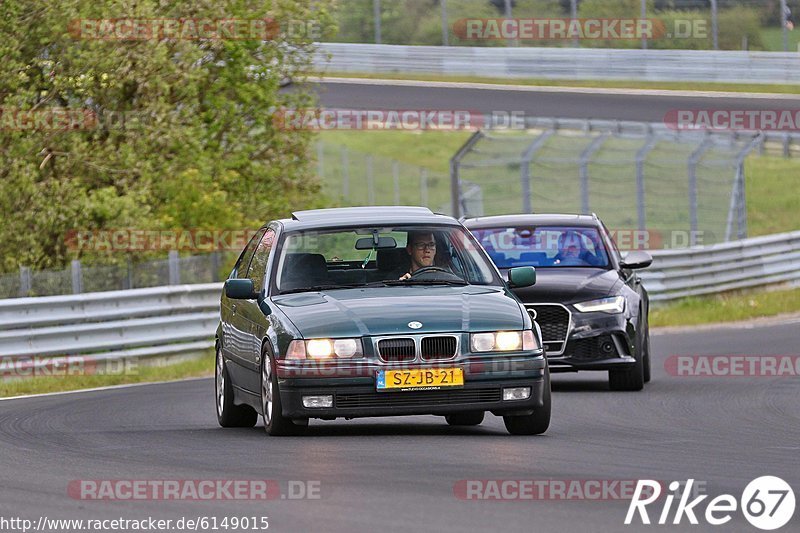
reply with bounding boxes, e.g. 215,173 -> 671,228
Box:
71,260 -> 83,294
374,0 -> 382,44
710,0 -> 719,50
635,135 -> 657,232
579,132 -> 610,214
317,142 -> 325,180
420,168 -> 429,207
449,130 -> 484,218
341,146 -> 350,200
688,137 -> 713,246
392,160 -> 400,205
126,257 -> 134,289
168,251 -> 181,285
19,266 -> 31,297
367,155 -> 375,205
211,251 -> 222,282
520,129 -> 556,213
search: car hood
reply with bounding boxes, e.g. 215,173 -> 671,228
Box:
505,267 -> 619,305
272,285 -> 524,338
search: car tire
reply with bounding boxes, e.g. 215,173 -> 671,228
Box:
608,332 -> 645,392
215,344 -> 258,428
445,411 -> 485,426
261,346 -> 308,436
503,367 -> 551,435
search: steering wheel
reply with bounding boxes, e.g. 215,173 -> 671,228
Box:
409,266 -> 449,278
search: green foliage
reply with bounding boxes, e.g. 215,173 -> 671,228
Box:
0,0 -> 332,272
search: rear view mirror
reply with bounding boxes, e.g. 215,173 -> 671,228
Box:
508,266 -> 536,288
355,236 -> 398,250
225,278 -> 257,300
620,251 -> 653,270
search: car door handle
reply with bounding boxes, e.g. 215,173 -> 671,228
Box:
232,304 -> 237,315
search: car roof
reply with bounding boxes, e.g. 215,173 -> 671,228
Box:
275,206 -> 460,231
462,213 -> 600,228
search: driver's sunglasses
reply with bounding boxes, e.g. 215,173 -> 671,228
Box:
412,242 -> 437,251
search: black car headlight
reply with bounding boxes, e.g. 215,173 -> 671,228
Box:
573,296 -> 625,314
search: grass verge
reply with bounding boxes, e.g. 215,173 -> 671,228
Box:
318,71 -> 800,95
651,286 -> 800,328
0,351 -> 214,399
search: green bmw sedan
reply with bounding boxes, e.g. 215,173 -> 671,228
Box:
215,206 -> 550,436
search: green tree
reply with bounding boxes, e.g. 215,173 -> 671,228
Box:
0,0 -> 333,272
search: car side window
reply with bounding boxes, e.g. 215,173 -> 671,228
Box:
247,229 -> 276,293
230,228 -> 266,279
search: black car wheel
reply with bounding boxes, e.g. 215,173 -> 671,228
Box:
503,366 -> 551,435
261,345 -> 307,436
608,329 -> 645,391
215,344 -> 258,428
445,411 -> 485,426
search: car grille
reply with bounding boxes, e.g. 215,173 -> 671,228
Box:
377,338 -> 415,362
525,304 -> 570,355
335,388 -> 501,409
421,336 -> 458,360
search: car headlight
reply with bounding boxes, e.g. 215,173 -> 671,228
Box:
573,296 -> 625,314
471,331 -> 538,353
286,338 -> 364,360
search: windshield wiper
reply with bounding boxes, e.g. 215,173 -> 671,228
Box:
382,279 -> 468,286
279,283 -> 364,295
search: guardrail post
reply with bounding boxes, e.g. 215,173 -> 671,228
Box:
71,260 -> 83,294
783,134 -> 791,158
19,266 -> 31,297
168,251 -> 181,285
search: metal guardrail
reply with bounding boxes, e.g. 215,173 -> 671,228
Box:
314,43 -> 800,84
1,230 -> 798,371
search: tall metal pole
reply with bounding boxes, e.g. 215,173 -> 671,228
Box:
571,0 -> 579,48
374,0 -> 382,44
641,0 -> 647,50
504,0 -> 516,47
441,0 -> 449,46
710,0 -> 719,50
780,0 -> 789,52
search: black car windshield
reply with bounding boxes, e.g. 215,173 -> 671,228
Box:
470,226 -> 611,268
274,225 -> 501,293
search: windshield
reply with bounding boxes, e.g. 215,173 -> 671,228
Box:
470,226 -> 610,269
273,225 -> 501,294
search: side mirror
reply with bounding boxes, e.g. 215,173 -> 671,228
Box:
225,279 -> 257,300
620,251 -> 653,270
508,266 -> 536,288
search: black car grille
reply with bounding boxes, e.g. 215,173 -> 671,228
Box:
421,336 -> 457,360
377,338 -> 415,362
526,304 -> 570,355
335,388 -> 501,409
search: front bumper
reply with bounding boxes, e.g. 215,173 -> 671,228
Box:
276,355 -> 547,419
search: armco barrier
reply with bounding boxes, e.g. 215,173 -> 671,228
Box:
314,43 -> 800,84
1,231 -> 798,370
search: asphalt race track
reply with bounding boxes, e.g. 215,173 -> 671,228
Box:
313,79 -> 800,122
1,319 -> 798,533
